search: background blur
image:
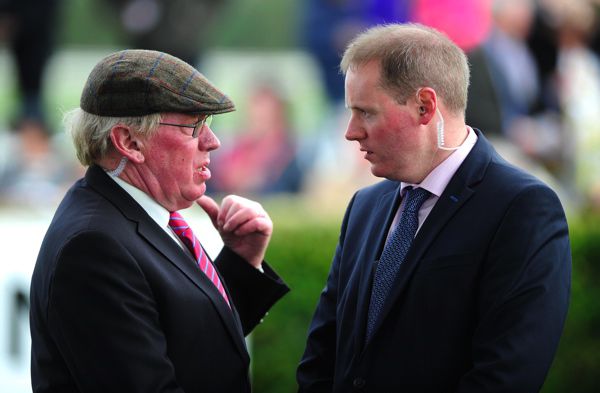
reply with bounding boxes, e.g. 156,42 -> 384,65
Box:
1,0 -> 599,392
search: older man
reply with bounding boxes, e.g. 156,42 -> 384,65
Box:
297,23 -> 570,392
30,49 -> 289,393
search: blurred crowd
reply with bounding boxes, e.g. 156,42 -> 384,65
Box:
1,0 -> 600,215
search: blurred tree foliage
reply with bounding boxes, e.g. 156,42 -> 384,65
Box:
57,0 -> 299,49
252,203 -> 600,393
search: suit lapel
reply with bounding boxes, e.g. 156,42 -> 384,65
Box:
135,219 -> 249,358
354,183 -> 402,351
85,165 -> 249,359
364,131 -> 493,346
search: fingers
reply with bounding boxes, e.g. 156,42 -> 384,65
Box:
198,194 -> 272,236
223,209 -> 272,236
218,195 -> 272,236
203,195 -> 272,265
234,216 -> 273,237
196,195 -> 220,227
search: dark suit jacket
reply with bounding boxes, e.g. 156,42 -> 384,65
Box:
30,165 -> 289,393
297,130 -> 571,392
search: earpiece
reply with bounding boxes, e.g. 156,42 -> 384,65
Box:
435,108 -> 459,151
419,106 -> 426,115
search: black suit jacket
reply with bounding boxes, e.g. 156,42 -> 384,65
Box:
30,165 -> 289,393
297,131 -> 571,392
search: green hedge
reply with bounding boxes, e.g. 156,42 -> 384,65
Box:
542,214 -> 600,392
251,205 -> 600,392
251,201 -> 340,393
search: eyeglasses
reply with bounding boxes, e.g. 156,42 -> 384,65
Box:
159,115 -> 213,138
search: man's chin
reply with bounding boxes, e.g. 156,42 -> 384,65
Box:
371,167 -> 401,182
181,184 -> 207,207
370,166 -> 387,179
196,182 -> 207,197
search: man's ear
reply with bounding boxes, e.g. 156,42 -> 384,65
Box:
109,125 -> 145,164
415,87 -> 437,125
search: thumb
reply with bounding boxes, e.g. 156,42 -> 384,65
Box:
196,195 -> 220,227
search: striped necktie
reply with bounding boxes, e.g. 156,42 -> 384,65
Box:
169,211 -> 230,308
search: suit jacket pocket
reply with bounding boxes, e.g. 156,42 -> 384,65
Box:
415,253 -> 477,274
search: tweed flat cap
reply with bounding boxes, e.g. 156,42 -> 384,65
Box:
80,49 -> 235,117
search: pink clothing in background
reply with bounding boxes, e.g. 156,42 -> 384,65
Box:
412,0 -> 492,50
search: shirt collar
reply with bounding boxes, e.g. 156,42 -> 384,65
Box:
110,174 -> 171,230
401,126 -> 478,197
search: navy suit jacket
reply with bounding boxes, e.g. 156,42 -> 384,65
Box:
30,165 -> 289,393
297,131 -> 571,392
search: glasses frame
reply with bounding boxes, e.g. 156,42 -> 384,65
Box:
159,115 -> 213,138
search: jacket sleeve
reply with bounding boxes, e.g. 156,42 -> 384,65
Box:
47,231 -> 185,393
296,244 -> 342,392
457,184 -> 571,392
215,246 -> 290,335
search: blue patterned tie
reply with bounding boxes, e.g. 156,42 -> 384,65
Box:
366,187 -> 431,342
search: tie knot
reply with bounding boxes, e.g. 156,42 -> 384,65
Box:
404,187 -> 431,213
169,211 -> 190,234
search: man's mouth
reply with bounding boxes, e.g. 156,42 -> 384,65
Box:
360,148 -> 373,159
196,164 -> 211,180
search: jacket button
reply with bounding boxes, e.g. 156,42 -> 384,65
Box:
353,377 -> 366,389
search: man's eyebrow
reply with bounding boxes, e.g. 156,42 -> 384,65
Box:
348,104 -> 373,113
346,102 -> 364,110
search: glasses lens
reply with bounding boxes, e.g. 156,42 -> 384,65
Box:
192,115 -> 213,138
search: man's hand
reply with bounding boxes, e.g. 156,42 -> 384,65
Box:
197,195 -> 272,269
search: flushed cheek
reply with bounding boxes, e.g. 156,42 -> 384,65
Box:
177,159 -> 199,186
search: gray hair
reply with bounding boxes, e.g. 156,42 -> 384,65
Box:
340,23 -> 470,114
65,108 -> 162,166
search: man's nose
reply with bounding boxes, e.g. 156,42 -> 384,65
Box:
199,126 -> 220,152
345,115 -> 364,141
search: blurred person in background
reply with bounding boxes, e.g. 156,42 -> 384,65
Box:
106,0 -> 227,66
29,49 -> 289,393
545,0 -> 600,211
210,82 -> 304,196
0,0 -> 75,205
301,0 -> 411,108
297,23 -> 571,392
0,0 -> 59,136
465,0 -> 565,176
301,0 -> 366,108
466,0 -> 542,137
300,0 -> 412,206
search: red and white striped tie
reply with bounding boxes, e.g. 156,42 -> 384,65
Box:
169,211 -> 230,308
